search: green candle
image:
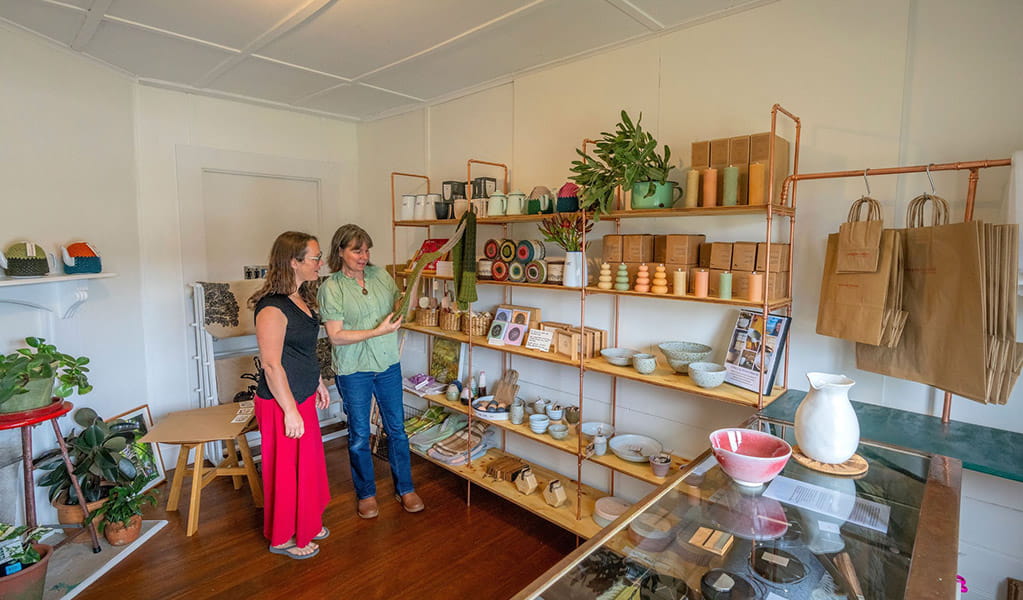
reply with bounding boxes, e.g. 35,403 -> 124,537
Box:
722,166 -> 739,207
719,271 -> 733,299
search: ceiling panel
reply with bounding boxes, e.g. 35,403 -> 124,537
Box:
0,0 -> 85,46
258,0 -> 533,78
361,0 -> 648,99
630,0 -> 758,28
85,21 -> 236,83
299,83 -> 420,120
206,56 -> 344,104
106,0 -> 306,49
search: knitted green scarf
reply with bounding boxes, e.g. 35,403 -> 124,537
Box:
451,211 -> 477,310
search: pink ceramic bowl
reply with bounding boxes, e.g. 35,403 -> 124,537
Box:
709,428 -> 791,487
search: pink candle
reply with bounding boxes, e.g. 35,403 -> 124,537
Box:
748,272 -> 764,301
693,268 -> 709,298
701,168 -> 718,208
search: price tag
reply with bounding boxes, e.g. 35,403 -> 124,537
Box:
524,329 -> 554,352
762,551 -> 790,567
231,414 -> 250,423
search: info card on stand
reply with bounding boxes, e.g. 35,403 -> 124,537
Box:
764,475 -> 890,533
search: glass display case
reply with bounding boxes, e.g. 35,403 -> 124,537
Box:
514,419 -> 961,600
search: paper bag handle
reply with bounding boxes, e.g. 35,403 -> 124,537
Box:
847,197 -> 882,223
907,193 -> 950,227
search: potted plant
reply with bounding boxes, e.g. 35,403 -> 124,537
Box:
85,478 -> 158,546
36,408 -> 138,523
538,214 -> 594,288
569,110 -> 677,215
0,524 -> 55,600
0,337 -> 92,414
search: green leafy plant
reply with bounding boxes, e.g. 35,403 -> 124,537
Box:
0,524 -> 54,566
0,337 -> 92,409
84,478 -> 158,532
538,213 -> 594,252
36,408 -> 138,505
569,110 -> 675,216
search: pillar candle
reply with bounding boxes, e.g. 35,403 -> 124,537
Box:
685,169 -> 700,208
722,166 -> 739,207
701,168 -> 718,208
672,269 -> 687,296
748,162 -> 765,205
693,268 -> 709,298
748,271 -> 764,301
718,271 -> 733,300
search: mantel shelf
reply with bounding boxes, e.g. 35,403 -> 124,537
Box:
0,272 -> 117,318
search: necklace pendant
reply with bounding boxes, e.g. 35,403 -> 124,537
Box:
362,288 -> 369,295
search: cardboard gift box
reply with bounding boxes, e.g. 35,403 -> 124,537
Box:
622,234 -> 654,263
708,242 -> 733,270
698,242 -> 713,267
730,242 -> 758,271
748,133 -> 790,205
602,234 -> 623,263
755,243 -> 791,272
654,234 -> 704,265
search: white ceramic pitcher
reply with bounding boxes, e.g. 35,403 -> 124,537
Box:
795,372 -> 860,464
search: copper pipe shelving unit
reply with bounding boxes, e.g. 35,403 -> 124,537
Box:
780,157 -> 1011,424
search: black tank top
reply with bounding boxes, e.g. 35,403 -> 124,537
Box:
254,294 -> 321,403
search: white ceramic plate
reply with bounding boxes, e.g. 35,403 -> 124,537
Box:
609,434 -> 663,462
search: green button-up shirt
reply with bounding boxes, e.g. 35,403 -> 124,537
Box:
317,265 -> 401,376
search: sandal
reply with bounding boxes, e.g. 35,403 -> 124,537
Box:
313,527 -> 330,541
269,543 -> 319,560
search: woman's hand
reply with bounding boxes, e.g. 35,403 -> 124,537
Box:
315,380 -> 330,410
374,312 -> 404,336
284,409 -> 305,438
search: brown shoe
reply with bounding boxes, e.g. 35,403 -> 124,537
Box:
357,496 -> 379,519
395,492 -> 425,513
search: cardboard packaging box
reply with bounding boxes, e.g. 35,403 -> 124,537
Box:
622,234 -> 654,263
730,242 -> 758,271
654,234 -> 705,265
749,133 -> 790,205
731,271 -> 758,301
602,234 -> 623,264
708,242 -> 733,270
707,268 -> 729,297
755,243 -> 791,272
691,141 -> 710,169
767,270 -> 789,299
730,271 -> 788,301
698,243 -> 712,268
728,135 -> 751,205
710,138 -> 730,205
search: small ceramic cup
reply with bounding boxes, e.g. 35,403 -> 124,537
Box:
564,406 -> 580,425
632,353 -> 657,375
548,424 -> 569,440
649,455 -> 672,477
509,401 -> 525,425
546,404 -> 564,421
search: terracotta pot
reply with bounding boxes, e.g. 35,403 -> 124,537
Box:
0,543 -> 51,600
53,492 -> 108,526
103,514 -> 142,546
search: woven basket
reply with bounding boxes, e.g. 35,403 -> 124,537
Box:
462,312 -> 493,337
4,257 -> 49,277
439,310 -> 462,332
416,307 -> 439,327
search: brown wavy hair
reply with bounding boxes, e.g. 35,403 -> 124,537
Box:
248,231 -> 319,310
327,224 -> 373,273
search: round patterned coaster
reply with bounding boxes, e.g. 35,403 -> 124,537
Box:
483,238 -> 500,259
508,261 -> 526,282
791,446 -> 869,477
498,239 -> 517,262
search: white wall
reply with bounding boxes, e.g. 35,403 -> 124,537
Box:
360,1 -> 1023,597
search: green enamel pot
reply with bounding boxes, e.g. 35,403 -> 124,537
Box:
631,181 -> 681,209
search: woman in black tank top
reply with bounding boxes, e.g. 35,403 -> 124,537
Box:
249,231 -> 331,560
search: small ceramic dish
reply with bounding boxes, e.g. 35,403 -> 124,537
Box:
632,353 -> 657,375
580,422 -> 614,440
593,496 -> 631,528
688,362 -> 727,388
529,413 -> 550,434
548,423 -> 569,440
609,434 -> 663,463
600,347 -> 638,366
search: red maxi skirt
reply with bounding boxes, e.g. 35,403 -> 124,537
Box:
255,394 -> 330,547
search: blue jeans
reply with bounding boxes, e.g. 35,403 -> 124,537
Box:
335,362 -> 414,499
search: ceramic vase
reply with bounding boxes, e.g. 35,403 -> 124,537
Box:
563,251 -> 586,288
795,372 -> 859,464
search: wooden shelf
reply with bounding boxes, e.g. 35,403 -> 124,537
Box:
411,445 -> 603,539
402,323 -> 783,408
420,392 -> 690,485
392,204 -> 793,228
584,287 -> 791,310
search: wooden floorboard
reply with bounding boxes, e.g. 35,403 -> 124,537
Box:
76,438 -> 577,600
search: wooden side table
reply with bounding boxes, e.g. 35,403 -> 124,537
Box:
140,403 -> 262,536
0,400 -> 101,553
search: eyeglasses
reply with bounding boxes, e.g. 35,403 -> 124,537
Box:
303,254 -> 323,262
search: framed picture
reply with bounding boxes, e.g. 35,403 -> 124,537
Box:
493,307 -> 513,322
723,309 -> 791,393
429,338 -> 466,384
109,404 -> 166,493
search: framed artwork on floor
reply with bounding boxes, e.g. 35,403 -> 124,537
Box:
109,404 -> 166,493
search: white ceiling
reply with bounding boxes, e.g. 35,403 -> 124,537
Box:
1,0 -> 768,121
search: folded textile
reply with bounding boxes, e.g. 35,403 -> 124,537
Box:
410,413 -> 468,451
431,421 -> 488,457
428,428 -> 498,465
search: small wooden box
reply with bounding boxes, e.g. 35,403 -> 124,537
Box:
654,234 -> 705,265
514,467 -> 538,494
602,235 -> 623,263
730,242 -> 758,271
622,235 -> 654,263
708,242 -> 733,270
755,243 -> 791,273
687,527 -> 734,556
691,140 -> 710,168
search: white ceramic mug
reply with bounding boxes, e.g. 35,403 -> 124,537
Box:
506,190 -> 526,215
400,194 -> 415,221
414,194 -> 427,220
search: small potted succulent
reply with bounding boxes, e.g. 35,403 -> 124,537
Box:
0,337 -> 92,414
85,478 -> 159,546
0,524 -> 55,600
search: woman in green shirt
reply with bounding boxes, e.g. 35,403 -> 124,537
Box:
318,224 -> 424,519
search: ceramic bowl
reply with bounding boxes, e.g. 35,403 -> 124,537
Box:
529,413 -> 550,434
688,362 -> 727,388
627,510 -> 675,552
593,496 -> 631,528
632,353 -> 657,375
600,347 -> 638,367
546,405 -> 564,421
709,428 -> 791,487
609,434 -> 663,463
658,341 -> 712,373
563,406 -> 581,425
580,422 -> 614,440
548,423 -> 569,440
